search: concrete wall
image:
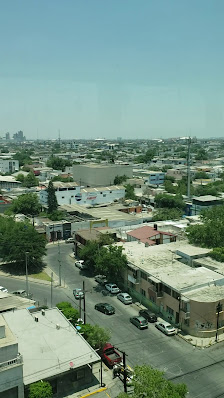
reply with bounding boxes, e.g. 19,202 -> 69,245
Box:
73,164 -> 133,187
0,364 -> 24,398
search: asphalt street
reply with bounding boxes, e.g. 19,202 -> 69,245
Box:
1,243 -> 224,398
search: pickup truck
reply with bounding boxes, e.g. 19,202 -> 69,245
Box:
100,343 -> 122,367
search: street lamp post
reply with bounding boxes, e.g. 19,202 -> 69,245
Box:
25,252 -> 29,297
215,302 -> 222,342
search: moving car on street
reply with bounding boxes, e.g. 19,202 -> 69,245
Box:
73,288 -> 84,299
105,283 -> 120,294
94,303 -> 115,315
139,309 -> 157,323
12,289 -> 26,296
95,303 -> 115,315
155,321 -> 176,336
0,286 -> 8,293
75,260 -> 87,270
65,237 -> 74,243
130,316 -> 148,329
117,292 -> 132,305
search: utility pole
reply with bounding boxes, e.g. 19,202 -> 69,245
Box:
58,241 -> 61,286
216,302 -> 222,342
51,272 -> 53,307
114,348 -> 128,393
83,280 -> 86,324
187,137 -> 191,199
25,252 -> 29,298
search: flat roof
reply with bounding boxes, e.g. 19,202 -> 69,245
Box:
186,284 -> 224,302
116,241 -> 219,292
73,163 -> 132,169
193,195 -> 221,202
81,185 -> 124,192
60,203 -> 139,222
3,308 -> 100,385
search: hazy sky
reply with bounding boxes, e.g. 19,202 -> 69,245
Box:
1,1 -> 224,140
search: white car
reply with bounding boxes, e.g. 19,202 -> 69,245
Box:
105,283 -> 120,294
75,260 -> 86,270
0,286 -> 8,293
73,288 -> 84,299
155,321 -> 176,336
117,292 -> 132,305
65,237 -> 74,243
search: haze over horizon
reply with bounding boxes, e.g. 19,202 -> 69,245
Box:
1,1 -> 224,140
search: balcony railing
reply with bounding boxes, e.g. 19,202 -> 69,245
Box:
0,354 -> 23,371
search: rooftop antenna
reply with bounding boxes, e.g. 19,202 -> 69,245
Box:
187,136 -> 191,199
58,129 -> 61,148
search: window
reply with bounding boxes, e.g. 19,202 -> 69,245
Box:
61,196 -> 64,199
163,285 -> 171,295
140,288 -> 146,296
150,296 -> 155,302
172,290 -> 179,300
166,306 -> 174,315
141,271 -> 147,280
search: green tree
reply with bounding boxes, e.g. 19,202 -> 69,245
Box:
117,365 -> 187,398
51,175 -> 74,182
22,171 -> 39,188
46,156 -> 72,171
47,180 -> 58,213
56,302 -> 79,325
125,184 -> 136,200
28,380 -> 53,398
155,193 -> 185,211
114,175 -> 128,185
0,217 -> 46,271
152,208 -> 183,221
95,245 -> 128,281
194,171 -> 210,180
10,193 -> 41,216
80,324 -> 111,350
79,241 -> 99,272
16,173 -> 25,183
187,206 -> 224,248
195,148 -> 208,160
13,150 -> 32,166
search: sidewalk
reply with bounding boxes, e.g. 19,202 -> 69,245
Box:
61,365 -> 124,398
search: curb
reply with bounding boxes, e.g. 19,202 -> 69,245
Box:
80,387 -> 107,398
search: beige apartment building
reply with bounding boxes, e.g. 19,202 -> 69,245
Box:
118,241 -> 224,338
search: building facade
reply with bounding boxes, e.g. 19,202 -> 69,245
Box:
0,315 -> 24,398
73,163 -> 133,187
0,157 -> 19,174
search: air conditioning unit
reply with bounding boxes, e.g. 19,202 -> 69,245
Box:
184,312 -> 190,319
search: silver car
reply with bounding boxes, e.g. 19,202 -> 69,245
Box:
155,321 -> 176,336
0,286 -> 8,293
117,292 -> 132,305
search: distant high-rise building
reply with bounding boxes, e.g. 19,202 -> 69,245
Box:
5,132 -> 10,140
13,130 -> 26,142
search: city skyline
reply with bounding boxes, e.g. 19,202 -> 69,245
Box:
1,1 -> 224,140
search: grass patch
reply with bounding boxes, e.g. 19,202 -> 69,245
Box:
29,271 -> 52,281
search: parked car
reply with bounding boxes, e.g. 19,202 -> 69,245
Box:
155,321 -> 176,336
95,275 -> 108,285
75,260 -> 87,270
105,283 -> 120,294
100,343 -> 122,367
95,303 -> 115,315
0,286 -> 8,293
73,288 -> 84,299
65,237 -> 74,243
117,292 -> 132,305
139,309 -> 157,323
130,316 -> 148,329
12,289 -> 26,296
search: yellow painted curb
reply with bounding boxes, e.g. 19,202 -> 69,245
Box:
80,387 -> 107,398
